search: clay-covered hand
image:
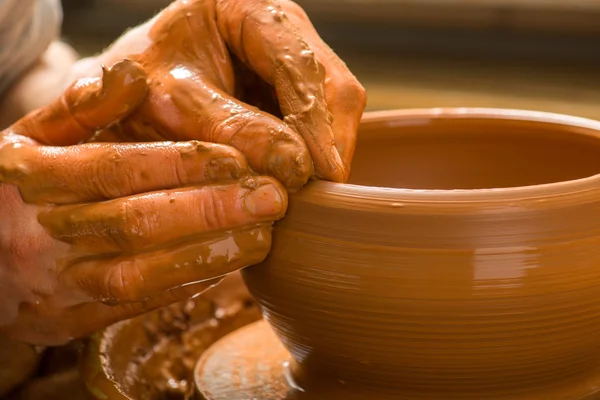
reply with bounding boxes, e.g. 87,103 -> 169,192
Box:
0,63 -> 287,346
92,0 -> 366,189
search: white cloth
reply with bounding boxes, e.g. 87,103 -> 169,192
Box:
0,0 -> 62,95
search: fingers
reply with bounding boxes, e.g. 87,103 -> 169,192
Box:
61,225 -> 271,303
39,176 -> 287,253
215,0 -> 346,182
9,59 -> 148,146
123,71 -> 313,189
0,140 -> 248,204
279,1 -> 367,171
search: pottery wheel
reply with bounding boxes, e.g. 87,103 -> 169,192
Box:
194,320 -> 389,400
195,320 -> 600,400
194,320 -> 291,400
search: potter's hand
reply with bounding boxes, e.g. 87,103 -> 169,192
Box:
0,73 -> 286,346
92,0 -> 366,188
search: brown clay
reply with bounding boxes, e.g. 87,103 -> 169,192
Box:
5,0 -> 366,189
0,127 -> 284,343
88,0 -> 365,189
235,108 -> 600,399
9,59 -> 148,146
1,0 -> 366,345
80,273 -> 262,400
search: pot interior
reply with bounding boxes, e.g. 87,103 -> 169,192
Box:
348,116 -> 600,190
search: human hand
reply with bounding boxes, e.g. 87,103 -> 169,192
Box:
0,62 -> 287,346
88,0 -> 366,189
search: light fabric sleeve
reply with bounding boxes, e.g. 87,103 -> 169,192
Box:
0,0 -> 62,96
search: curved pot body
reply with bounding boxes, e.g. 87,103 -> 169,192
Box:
242,108 -> 600,399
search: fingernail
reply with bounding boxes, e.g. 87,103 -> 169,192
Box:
244,181 -> 286,218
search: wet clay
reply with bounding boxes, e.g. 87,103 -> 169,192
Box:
236,109 -> 600,399
80,273 -> 262,400
0,0 -> 364,339
7,59 -> 149,146
53,0 -> 365,188
108,0 -> 361,187
0,0 -> 367,343
0,78 -> 286,342
3,0 -> 334,186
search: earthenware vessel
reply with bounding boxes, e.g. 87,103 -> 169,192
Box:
239,108 -> 600,399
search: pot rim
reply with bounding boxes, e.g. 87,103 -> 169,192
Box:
308,107 -> 600,206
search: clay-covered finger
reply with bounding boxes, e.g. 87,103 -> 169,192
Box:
9,59 -> 148,146
61,225 -> 271,303
124,73 -> 313,189
39,176 -> 287,253
215,0 -> 345,182
279,1 -> 367,171
0,140 -> 248,204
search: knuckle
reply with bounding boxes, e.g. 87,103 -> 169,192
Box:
0,145 -> 33,192
201,189 -> 229,231
105,200 -> 151,250
212,106 -> 254,146
105,263 -> 127,301
105,260 -> 145,301
91,148 -> 131,199
1,209 -> 58,291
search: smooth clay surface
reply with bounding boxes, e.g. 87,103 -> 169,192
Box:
241,108 -> 600,399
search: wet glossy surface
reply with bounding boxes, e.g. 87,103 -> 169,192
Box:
242,108 -> 600,398
90,0 -> 366,188
195,320 -> 600,400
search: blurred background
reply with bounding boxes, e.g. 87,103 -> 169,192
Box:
60,0 -> 600,119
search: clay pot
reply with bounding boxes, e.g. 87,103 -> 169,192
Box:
242,108 -> 600,399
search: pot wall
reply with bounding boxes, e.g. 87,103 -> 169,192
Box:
242,109 -> 600,398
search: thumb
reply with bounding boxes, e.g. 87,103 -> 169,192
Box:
9,59 -> 148,146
